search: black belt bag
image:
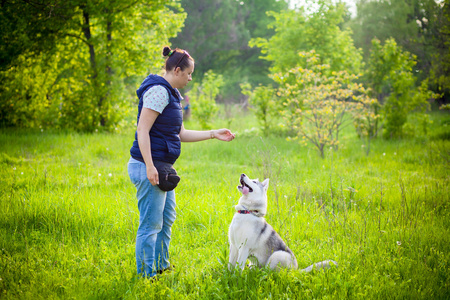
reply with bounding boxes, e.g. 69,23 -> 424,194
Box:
153,160 -> 180,191
132,157 -> 180,191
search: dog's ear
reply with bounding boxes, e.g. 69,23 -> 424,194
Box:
262,178 -> 269,191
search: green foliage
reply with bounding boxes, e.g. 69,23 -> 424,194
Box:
189,70 -> 224,130
250,0 -> 362,74
172,0 -> 288,101
352,87 -> 381,155
0,53 -> 58,128
171,0 -> 249,77
367,38 -> 435,139
350,0 -> 442,83
351,0 -> 418,58
0,1 -> 78,71
240,83 -> 278,134
405,79 -> 436,137
0,0 -> 185,131
430,1 -> 450,101
272,51 -> 368,158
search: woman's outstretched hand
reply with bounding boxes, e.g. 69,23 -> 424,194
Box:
213,129 -> 236,142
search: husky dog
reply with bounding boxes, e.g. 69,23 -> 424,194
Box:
228,173 -> 337,272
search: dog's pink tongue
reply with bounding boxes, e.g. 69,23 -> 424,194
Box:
242,186 -> 250,195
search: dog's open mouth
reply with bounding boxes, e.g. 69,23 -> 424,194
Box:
238,174 -> 253,194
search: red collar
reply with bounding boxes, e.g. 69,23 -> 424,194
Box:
237,210 -> 258,215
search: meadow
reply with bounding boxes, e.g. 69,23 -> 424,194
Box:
0,109 -> 449,299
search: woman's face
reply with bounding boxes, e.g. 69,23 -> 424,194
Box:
175,62 -> 194,89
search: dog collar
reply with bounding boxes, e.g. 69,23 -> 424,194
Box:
237,210 -> 259,215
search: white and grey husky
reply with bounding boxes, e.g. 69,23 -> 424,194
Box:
228,173 -> 337,272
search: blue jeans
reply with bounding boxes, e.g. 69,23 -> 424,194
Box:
127,157 -> 176,277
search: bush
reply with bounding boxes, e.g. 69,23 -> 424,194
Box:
189,70 -> 224,130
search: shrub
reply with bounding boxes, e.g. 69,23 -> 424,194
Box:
189,70 -> 224,130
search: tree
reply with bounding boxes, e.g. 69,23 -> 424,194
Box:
241,83 -> 278,135
250,0 -> 362,75
367,38 -> 435,138
350,0 -> 443,83
170,0 -> 249,81
272,51 -> 363,158
0,0 -> 185,131
430,1 -> 450,104
170,0 -> 287,101
0,0 -> 78,71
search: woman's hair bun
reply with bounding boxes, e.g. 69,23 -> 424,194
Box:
162,46 -> 172,57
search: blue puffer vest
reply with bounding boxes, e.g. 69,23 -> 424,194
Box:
129,74 -> 183,164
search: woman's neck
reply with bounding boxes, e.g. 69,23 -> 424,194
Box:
163,72 -> 177,89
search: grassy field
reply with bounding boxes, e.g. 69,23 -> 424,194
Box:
0,110 -> 449,299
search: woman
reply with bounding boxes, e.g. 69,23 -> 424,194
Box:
128,46 -> 235,278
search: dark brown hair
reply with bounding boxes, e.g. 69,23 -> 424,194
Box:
163,46 -> 194,71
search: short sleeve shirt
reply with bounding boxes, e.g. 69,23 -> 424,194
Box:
143,85 -> 169,113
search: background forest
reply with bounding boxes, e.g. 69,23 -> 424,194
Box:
0,0 -> 449,138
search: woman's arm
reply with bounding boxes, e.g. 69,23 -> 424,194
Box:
136,108 -> 160,185
179,124 -> 235,142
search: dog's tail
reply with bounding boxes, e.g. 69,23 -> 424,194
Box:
300,260 -> 338,273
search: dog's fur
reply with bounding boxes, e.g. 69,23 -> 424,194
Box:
228,173 -> 337,272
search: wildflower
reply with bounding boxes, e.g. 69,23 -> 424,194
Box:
98,173 -> 101,177
108,173 -> 112,177
397,241 -> 402,246
347,187 -> 358,193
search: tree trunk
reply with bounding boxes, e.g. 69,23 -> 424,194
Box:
101,14 -> 113,127
82,10 -> 97,78
82,9 -> 102,128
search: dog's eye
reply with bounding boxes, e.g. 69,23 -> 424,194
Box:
253,181 -> 257,184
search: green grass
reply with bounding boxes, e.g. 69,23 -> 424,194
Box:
1,111 -> 449,299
